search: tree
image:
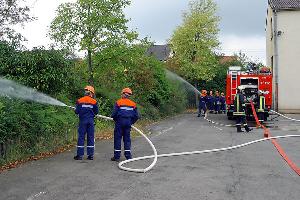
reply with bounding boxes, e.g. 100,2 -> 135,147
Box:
49,0 -> 136,85
0,0 -> 34,46
169,0 -> 220,82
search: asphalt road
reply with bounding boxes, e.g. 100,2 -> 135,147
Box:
0,113 -> 300,200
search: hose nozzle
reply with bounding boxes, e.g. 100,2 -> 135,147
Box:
66,105 -> 76,110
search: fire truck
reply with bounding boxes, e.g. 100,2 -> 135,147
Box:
226,66 -> 273,120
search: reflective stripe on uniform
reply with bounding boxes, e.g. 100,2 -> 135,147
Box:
258,96 -> 265,112
233,112 -> 245,116
77,146 -> 84,148
124,150 -> 131,152
114,149 -> 121,152
120,107 -> 134,111
87,146 -> 95,148
82,104 -> 93,108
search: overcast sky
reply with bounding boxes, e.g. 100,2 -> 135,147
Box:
18,0 -> 268,63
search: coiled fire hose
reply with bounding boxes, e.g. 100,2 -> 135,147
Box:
69,105 -> 300,174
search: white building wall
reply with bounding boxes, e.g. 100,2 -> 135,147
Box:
277,10 -> 300,112
266,6 -> 273,68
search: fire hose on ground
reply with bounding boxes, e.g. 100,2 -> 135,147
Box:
69,105 -> 300,174
270,110 -> 300,122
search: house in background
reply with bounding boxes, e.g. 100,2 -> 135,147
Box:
219,55 -> 237,65
146,44 -> 173,62
266,0 -> 300,113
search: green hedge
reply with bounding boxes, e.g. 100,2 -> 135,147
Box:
0,98 -> 77,165
0,42 -> 188,166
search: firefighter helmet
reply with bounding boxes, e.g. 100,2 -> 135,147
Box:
122,88 -> 132,95
84,86 -> 95,94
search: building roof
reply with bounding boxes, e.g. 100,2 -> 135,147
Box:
269,0 -> 300,10
146,44 -> 171,61
219,56 -> 237,64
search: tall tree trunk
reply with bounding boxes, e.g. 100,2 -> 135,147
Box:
87,4 -> 94,86
88,49 -> 93,86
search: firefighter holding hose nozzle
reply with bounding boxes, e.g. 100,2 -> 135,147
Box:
74,86 -> 99,160
198,90 -> 207,117
233,87 -> 252,133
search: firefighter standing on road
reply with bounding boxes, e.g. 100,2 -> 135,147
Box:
198,90 -> 207,117
74,86 -> 99,160
214,91 -> 221,114
220,92 -> 226,114
257,90 -> 266,123
206,90 -> 215,113
111,88 -> 139,162
234,87 -> 252,133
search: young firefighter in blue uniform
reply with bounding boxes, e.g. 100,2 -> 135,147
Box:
198,90 -> 207,117
74,86 -> 99,160
206,90 -> 215,113
233,87 -> 252,133
214,91 -> 221,114
220,92 -> 226,114
111,88 -> 139,161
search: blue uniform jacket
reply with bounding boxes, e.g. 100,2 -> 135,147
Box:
206,95 -> 214,109
75,96 -> 99,122
111,98 -> 139,125
214,96 -> 221,105
199,96 -> 207,108
220,96 -> 226,104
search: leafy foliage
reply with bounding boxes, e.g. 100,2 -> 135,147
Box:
0,42 -> 74,95
92,42 -> 187,118
0,0 -> 34,46
49,0 -> 137,83
198,55 -> 245,93
169,0 -> 220,82
0,98 -> 77,165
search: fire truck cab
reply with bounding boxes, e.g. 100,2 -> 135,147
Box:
226,66 -> 273,120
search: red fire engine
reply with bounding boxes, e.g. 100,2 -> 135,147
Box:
226,66 -> 273,120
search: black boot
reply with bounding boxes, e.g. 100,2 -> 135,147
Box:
74,155 -> 83,160
245,126 -> 253,132
87,155 -> 94,160
237,126 -> 244,133
111,157 -> 120,162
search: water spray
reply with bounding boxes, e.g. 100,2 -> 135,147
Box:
1,77 -> 300,174
0,78 -> 66,107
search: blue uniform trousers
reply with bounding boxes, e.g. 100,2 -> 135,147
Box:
220,103 -> 226,112
114,118 -> 132,159
236,116 -> 247,127
198,101 -> 206,116
77,121 -> 95,157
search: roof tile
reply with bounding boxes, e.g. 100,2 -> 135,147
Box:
269,0 -> 300,10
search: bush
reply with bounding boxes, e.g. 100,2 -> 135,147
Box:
0,41 -> 74,95
93,44 -> 187,119
0,98 -> 77,165
0,41 -> 188,167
